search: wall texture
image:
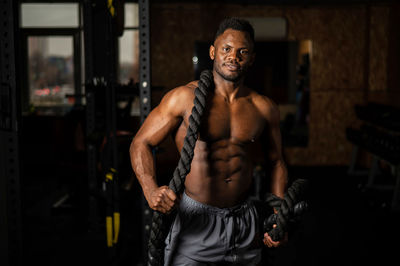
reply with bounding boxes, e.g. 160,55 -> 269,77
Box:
149,3 -> 399,167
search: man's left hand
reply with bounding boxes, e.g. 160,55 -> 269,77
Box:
263,225 -> 288,248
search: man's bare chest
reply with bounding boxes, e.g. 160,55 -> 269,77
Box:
197,98 -> 266,143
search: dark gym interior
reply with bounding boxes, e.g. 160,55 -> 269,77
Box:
1,1 -> 400,266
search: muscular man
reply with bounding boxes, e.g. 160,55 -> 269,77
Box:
130,18 -> 288,265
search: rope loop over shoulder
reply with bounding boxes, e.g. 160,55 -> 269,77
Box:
147,70 -> 214,266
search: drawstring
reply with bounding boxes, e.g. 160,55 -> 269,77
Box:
226,204 -> 246,263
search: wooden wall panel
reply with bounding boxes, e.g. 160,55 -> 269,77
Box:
286,7 -> 367,91
368,6 -> 389,92
285,91 -> 364,165
149,3 -> 394,166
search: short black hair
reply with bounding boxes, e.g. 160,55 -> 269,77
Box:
214,17 -> 255,45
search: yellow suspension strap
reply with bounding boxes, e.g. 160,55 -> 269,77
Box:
105,168 -> 120,248
107,0 -> 125,37
107,0 -> 115,17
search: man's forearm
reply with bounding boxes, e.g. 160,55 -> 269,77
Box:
130,140 -> 158,200
270,159 -> 288,198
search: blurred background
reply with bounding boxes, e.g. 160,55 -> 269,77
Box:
1,0 -> 400,266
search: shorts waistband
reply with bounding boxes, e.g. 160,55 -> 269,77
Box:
180,192 -> 252,217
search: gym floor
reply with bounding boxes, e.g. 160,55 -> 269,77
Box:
21,165 -> 400,266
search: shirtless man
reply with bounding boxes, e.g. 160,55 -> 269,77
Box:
130,18 -> 288,265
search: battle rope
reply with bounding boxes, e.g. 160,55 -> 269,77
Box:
147,69 -> 308,265
147,70 -> 214,266
264,178 -> 309,241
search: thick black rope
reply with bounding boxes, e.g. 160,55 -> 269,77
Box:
146,69 -> 308,264
147,70 -> 214,266
263,178 -> 309,241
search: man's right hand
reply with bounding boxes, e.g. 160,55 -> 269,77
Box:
146,186 -> 178,214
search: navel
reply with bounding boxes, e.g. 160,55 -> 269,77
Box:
224,177 -> 232,183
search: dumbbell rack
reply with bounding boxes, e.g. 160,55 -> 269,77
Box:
347,103 -> 400,210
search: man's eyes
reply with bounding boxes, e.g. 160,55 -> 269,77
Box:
221,47 -> 249,55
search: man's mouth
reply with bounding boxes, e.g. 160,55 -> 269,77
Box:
224,63 -> 240,71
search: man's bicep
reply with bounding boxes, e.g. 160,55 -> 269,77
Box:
270,120 -> 284,160
264,105 -> 284,162
133,89 -> 185,147
134,105 -> 182,147
265,106 -> 288,197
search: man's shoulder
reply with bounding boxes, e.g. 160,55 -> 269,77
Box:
158,81 -> 198,115
167,81 -> 198,99
249,90 -> 279,121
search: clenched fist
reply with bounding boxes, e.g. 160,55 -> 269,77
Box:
146,186 -> 178,214
263,224 -> 288,248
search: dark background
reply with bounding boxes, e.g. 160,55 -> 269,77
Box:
1,1 -> 400,266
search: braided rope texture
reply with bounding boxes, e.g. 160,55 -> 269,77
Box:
264,179 -> 309,241
147,70 -> 214,266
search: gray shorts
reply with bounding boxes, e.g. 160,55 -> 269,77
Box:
164,192 -> 262,266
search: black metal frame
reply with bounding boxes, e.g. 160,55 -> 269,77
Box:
83,0 -> 120,233
138,0 -> 152,262
82,0 -> 98,230
0,0 -> 23,266
139,0 -> 151,123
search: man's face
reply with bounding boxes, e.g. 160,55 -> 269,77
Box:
210,29 -> 255,82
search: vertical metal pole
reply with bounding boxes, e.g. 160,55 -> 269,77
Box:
83,0 -> 98,230
0,0 -> 23,265
105,0 -> 118,170
83,0 -> 120,233
139,0 -> 152,262
139,0 -> 151,124
83,0 -> 94,80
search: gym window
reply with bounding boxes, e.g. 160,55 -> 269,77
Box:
118,2 -> 139,85
21,3 -> 79,28
118,2 -> 140,116
20,2 -> 83,114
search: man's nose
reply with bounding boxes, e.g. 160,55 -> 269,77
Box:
227,50 -> 241,62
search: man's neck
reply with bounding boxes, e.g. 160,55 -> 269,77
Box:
213,70 -> 246,103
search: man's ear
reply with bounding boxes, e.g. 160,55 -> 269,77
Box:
209,45 -> 215,60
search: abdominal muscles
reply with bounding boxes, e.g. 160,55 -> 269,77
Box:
184,139 -> 253,208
